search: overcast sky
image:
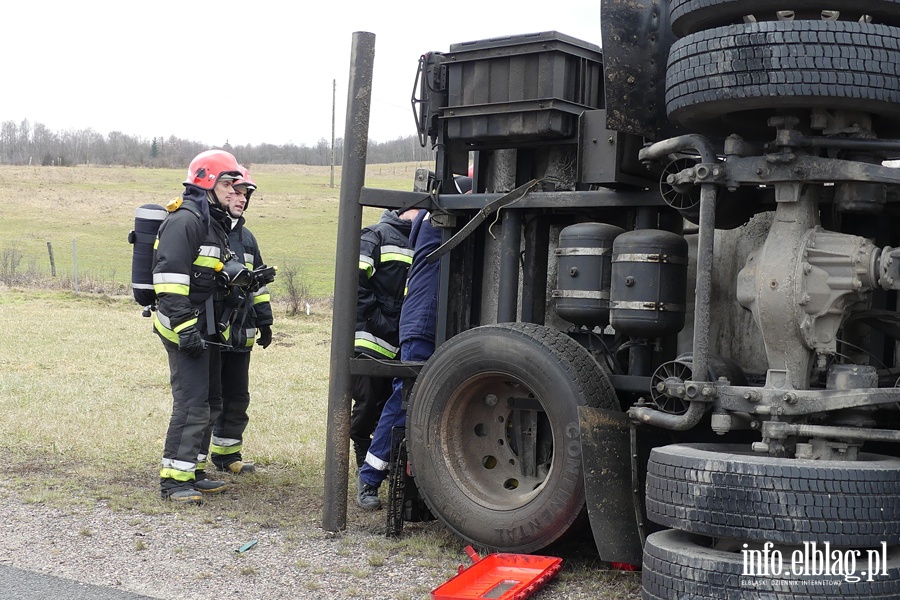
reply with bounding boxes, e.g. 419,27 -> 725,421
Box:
4,1 -> 602,148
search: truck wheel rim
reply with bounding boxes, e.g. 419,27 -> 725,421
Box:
441,371 -> 554,511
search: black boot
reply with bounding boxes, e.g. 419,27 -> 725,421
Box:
194,470 -> 227,493
160,478 -> 203,504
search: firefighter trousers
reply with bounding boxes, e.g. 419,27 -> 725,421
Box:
211,350 -> 251,467
160,342 -> 223,492
350,361 -> 393,468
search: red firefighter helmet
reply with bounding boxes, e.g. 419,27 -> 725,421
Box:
234,165 -> 257,201
183,150 -> 242,191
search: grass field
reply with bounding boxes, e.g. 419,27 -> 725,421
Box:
0,162 -> 423,298
0,161 -> 426,514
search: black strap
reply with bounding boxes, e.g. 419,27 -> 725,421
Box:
131,231 -> 157,245
218,290 -> 250,337
425,179 -> 540,264
205,295 -> 216,336
178,201 -> 202,218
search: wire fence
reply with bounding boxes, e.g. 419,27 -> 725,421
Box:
2,237 -> 129,295
2,237 -> 324,318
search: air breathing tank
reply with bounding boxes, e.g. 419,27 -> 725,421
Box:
554,223 -> 624,327
128,204 -> 167,307
610,229 -> 688,338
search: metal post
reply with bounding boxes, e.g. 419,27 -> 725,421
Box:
521,215 -> 548,325
635,207 -> 658,230
497,210 -> 522,323
323,31 -> 375,533
47,241 -> 56,277
330,79 -> 336,189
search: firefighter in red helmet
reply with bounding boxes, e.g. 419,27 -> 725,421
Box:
153,149 -> 242,504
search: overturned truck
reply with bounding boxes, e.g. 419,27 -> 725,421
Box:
325,1 -> 900,596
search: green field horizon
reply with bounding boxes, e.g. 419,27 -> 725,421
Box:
0,162 -> 424,299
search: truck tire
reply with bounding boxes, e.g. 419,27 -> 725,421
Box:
645,443 -> 900,547
407,322 -> 619,553
643,529 -> 900,599
670,0 -> 900,37
666,20 -> 900,137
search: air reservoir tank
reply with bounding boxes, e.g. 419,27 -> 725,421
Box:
610,229 -> 688,338
554,222 -> 624,327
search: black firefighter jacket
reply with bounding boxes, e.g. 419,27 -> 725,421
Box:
225,215 -> 274,351
355,210 -> 414,359
152,186 -> 232,346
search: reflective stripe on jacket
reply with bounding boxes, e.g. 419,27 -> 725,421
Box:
355,210 -> 413,359
224,217 -> 273,351
152,190 -> 231,345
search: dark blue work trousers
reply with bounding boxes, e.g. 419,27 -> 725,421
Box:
359,337 -> 434,488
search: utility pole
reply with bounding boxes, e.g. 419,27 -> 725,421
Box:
330,79 -> 336,188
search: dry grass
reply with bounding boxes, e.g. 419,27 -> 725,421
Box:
0,162 -> 418,530
0,289 -> 330,478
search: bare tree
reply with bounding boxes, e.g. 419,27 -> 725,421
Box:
0,119 -> 432,167
1,121 -> 17,163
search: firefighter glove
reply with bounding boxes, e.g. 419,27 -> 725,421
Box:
177,326 -> 206,357
258,325 -> 272,349
250,265 -> 277,292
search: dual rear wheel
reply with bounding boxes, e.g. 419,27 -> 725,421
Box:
666,2 -> 900,138
641,443 -> 900,598
649,5 -> 900,594
407,322 -> 619,553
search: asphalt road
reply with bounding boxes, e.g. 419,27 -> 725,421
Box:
0,565 -> 154,600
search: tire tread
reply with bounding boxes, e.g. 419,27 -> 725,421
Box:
646,443 -> 900,546
665,21 -> 900,134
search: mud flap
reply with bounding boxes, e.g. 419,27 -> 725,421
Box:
578,405 -> 643,566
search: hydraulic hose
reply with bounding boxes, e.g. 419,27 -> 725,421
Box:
638,134 -> 718,164
627,400 -> 707,431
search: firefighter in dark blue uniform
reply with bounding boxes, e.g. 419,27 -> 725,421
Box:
153,149 -> 243,504
210,166 -> 274,474
351,209 -> 417,469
